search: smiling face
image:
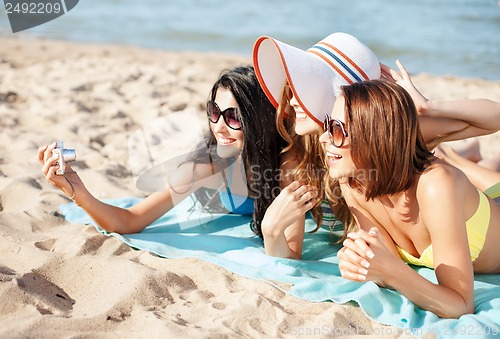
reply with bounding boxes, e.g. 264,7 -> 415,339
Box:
319,95 -> 357,180
289,93 -> 323,136
209,87 -> 244,158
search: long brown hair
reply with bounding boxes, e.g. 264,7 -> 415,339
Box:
275,84 -> 328,233
341,80 -> 434,200
326,80 -> 435,239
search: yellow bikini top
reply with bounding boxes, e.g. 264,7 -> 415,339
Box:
396,188 -> 490,268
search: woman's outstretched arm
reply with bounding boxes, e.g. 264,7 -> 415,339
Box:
38,142 -> 215,234
381,60 -> 500,143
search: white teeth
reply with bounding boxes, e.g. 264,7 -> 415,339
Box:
218,137 -> 235,145
296,113 -> 307,120
327,152 -> 342,159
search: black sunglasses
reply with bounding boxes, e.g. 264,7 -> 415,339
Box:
207,100 -> 242,130
323,114 -> 349,147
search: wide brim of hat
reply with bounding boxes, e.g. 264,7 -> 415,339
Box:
253,33 -> 381,126
253,36 -> 340,125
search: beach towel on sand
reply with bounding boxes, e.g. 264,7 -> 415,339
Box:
60,196 -> 500,338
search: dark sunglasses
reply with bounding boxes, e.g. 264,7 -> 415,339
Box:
323,114 -> 349,147
207,100 -> 242,130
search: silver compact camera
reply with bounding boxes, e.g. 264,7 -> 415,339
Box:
52,141 -> 76,175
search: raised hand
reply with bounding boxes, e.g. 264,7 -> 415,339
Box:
381,60 -> 430,114
37,142 -> 84,201
261,181 -> 317,236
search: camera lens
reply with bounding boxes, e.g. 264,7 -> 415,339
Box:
62,148 -> 76,162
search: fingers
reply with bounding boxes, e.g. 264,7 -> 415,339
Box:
294,184 -> 317,200
368,227 -> 379,236
36,145 -> 48,164
395,59 -> 405,71
340,269 -> 367,282
292,184 -> 308,199
44,142 -> 58,162
37,142 -> 80,200
380,60 -> 405,82
338,248 -> 368,282
379,62 -> 389,71
339,260 -> 367,281
39,142 -> 67,177
284,181 -> 301,192
395,59 -> 410,80
284,181 -> 313,194
37,142 -> 57,164
338,227 -> 388,283
41,151 -> 62,178
347,227 -> 380,246
341,238 -> 372,268
380,63 -> 395,82
380,60 -> 410,84
38,141 -> 59,176
43,158 -> 61,180
42,159 -> 77,198
283,182 -> 318,204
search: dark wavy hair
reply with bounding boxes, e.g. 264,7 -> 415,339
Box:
190,65 -> 285,237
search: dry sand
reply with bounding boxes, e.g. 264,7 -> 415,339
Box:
0,37 -> 499,338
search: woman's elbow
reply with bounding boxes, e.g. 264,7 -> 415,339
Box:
438,303 -> 475,319
288,252 -> 302,260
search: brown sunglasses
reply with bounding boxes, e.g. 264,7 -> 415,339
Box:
323,115 -> 349,147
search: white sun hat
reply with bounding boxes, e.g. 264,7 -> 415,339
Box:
252,32 -> 381,125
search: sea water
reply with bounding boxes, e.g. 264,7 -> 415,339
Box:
0,0 -> 499,80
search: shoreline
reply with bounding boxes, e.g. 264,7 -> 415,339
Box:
1,36 -> 499,337
1,36 -> 498,159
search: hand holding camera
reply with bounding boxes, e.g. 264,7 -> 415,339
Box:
51,141 -> 77,175
38,140 -> 81,201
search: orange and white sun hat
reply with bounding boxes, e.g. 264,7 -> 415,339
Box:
253,32 -> 381,125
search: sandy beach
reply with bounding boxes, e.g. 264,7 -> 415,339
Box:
0,37 -> 499,338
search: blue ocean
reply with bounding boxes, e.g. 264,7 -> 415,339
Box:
1,0 -> 499,80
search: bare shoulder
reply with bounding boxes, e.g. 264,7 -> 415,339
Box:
416,159 -> 468,202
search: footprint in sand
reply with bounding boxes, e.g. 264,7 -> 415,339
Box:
3,270 -> 75,316
0,265 -> 16,280
34,239 -> 57,252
